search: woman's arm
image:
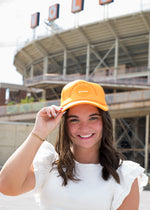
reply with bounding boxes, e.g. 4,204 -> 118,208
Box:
117,178 -> 139,210
0,105 -> 63,196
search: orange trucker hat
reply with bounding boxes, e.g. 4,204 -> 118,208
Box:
61,80 -> 108,112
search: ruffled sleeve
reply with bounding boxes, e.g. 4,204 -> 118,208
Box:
111,160 -> 148,210
33,141 -> 58,193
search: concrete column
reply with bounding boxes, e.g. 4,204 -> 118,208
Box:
0,88 -> 6,105
63,50 -> 67,78
148,33 -> 150,83
30,64 -> 34,80
23,67 -> 26,85
145,114 -> 149,173
42,90 -> 46,100
43,56 -> 48,75
114,38 -> 119,81
86,44 -> 90,80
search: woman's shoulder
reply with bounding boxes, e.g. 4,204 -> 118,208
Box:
117,160 -> 146,179
33,141 -> 57,171
33,141 -> 58,192
117,160 -> 148,188
117,160 -> 144,174
111,160 -> 148,210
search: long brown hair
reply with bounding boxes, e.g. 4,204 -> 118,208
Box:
53,108 -> 124,186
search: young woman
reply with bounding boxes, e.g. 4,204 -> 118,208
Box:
0,80 -> 148,210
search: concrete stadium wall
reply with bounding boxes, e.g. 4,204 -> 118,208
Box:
0,121 -> 58,167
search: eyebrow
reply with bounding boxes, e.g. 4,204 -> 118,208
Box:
89,113 -> 101,117
67,115 -> 78,119
67,113 -> 101,119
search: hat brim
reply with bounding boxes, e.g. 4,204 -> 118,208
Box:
61,100 -> 108,112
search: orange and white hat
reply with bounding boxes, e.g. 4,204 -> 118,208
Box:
61,80 -> 108,112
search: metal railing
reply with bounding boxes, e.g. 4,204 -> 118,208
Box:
0,100 -> 60,116
0,90 -> 150,117
116,66 -> 148,75
93,78 -> 150,86
106,89 -> 150,104
25,66 -> 150,87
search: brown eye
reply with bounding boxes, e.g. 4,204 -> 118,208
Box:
70,119 -> 78,122
68,118 -> 79,124
90,117 -> 99,120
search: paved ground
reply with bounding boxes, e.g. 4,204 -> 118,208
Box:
0,190 -> 149,209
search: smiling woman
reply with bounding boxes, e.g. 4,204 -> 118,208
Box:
0,80 -> 148,210
64,105 -> 103,162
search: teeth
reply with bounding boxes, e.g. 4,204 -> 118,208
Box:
80,134 -> 93,138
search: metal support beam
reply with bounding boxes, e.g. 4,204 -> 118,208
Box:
21,50 -> 33,62
55,35 -> 82,73
118,119 -> 133,145
33,41 -> 48,57
90,48 -> 110,69
140,13 -> 150,84
51,88 -> 59,99
77,27 -> 109,69
140,13 -> 150,32
23,67 -> 26,85
14,58 -> 26,72
114,38 -> 119,81
43,56 -> 48,75
30,64 -> 34,80
63,50 -> 67,78
106,20 -> 136,66
145,114 -> 149,173
89,43 -> 115,78
86,44 -> 90,80
148,33 -> 150,83
42,90 -> 46,100
122,119 -> 145,148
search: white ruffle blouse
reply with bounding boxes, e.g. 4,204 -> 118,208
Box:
33,141 -> 148,210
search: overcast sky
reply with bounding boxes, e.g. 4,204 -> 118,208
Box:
0,0 -> 149,85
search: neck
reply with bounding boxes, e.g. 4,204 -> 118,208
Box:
71,146 -> 99,164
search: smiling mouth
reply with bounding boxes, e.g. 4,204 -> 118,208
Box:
78,133 -> 94,139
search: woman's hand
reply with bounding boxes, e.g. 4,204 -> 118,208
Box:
32,105 -> 63,140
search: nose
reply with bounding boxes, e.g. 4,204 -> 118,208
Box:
79,121 -> 90,132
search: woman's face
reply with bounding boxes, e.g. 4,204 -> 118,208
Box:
67,104 -> 103,152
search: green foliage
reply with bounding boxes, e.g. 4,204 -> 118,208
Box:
39,98 -> 45,102
20,96 -> 34,104
7,101 -> 15,105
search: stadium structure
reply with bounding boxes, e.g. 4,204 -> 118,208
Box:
0,8 -> 150,175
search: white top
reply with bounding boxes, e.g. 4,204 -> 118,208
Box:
33,141 -> 148,210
